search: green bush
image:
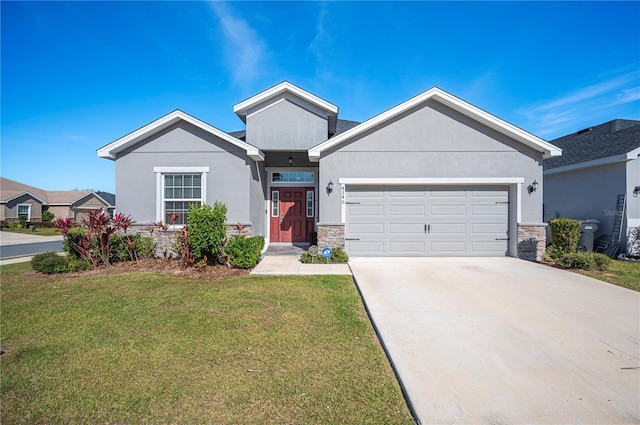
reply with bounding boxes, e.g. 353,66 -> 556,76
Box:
8,222 -> 19,229
593,253 -> 612,271
549,218 -> 581,258
224,235 -> 265,269
556,252 -> 611,271
109,234 -> 155,262
300,247 -> 349,264
41,211 -> 55,222
187,202 -> 227,263
64,227 -> 90,259
32,252 -> 69,274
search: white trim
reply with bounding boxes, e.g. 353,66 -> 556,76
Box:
234,81 -> 338,121
544,153 -> 637,175
155,168 -> 208,224
309,87 -> 561,161
338,177 -> 525,185
1,191 -> 48,205
97,110 -> 264,161
154,166 -> 210,174
17,203 -> 32,221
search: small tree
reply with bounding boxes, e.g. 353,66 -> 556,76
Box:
186,202 -> 227,263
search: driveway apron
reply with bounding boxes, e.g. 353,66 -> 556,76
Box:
349,257 -> 640,425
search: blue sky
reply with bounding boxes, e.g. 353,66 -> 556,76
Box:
2,1 -> 639,194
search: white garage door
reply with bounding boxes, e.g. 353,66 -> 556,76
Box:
345,186 -> 509,256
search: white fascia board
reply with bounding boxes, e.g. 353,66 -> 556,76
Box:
544,154 -> 631,176
2,191 -> 49,205
338,177 -> 525,185
626,146 -> 640,159
97,110 -> 264,162
233,81 -> 338,122
308,87 -> 562,160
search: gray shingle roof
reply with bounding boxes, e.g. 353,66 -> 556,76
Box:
544,119 -> 640,170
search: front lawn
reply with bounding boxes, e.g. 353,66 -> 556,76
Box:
576,259 -> 640,292
1,227 -> 60,236
0,263 -> 414,424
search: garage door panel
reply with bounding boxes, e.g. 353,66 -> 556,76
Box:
390,205 -> 426,216
348,223 -> 384,234
431,205 -> 466,216
347,240 -> 385,255
389,222 -> 426,234
471,241 -> 509,253
430,241 -> 467,253
471,204 -> 508,215
345,186 -> 509,256
472,223 -> 508,234
348,204 -> 384,216
389,241 -> 426,253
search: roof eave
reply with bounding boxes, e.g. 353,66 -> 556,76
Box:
97,110 -> 264,162
309,87 -> 559,160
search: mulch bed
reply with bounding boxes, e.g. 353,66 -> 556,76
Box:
31,259 -> 252,280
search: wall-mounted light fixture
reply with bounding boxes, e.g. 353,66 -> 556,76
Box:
288,154 -> 293,166
326,180 -> 334,194
528,179 -> 539,194
634,186 -> 640,197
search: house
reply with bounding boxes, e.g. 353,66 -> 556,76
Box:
98,82 -> 561,261
544,119 -> 640,253
0,177 -> 114,223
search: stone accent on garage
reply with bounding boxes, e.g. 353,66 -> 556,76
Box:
517,223 -> 547,262
317,223 -> 345,249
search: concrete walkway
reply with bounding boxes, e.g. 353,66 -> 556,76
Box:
350,257 -> 640,425
251,255 -> 351,275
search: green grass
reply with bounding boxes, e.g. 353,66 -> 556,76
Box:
0,263 -> 414,424
576,259 -> 640,292
1,227 -> 60,236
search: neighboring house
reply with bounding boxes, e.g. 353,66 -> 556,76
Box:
0,177 -> 114,223
544,119 -> 640,253
98,82 -> 561,260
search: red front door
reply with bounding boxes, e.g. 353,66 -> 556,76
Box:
270,187 -> 313,243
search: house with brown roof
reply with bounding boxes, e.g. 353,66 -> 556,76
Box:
0,177 -> 114,223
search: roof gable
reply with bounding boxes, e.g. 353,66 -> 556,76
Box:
97,110 -> 264,161
544,119 -> 640,171
0,177 -> 49,204
308,87 -> 561,161
234,81 -> 338,134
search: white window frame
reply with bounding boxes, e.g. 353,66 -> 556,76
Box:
271,191 -> 280,217
17,204 -> 31,221
154,167 -> 208,226
306,190 -> 314,218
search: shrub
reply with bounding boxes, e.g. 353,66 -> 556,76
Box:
224,235 -> 265,269
8,222 -> 19,229
18,216 -> 27,229
41,211 -> 55,222
549,218 -> 581,258
593,253 -> 611,271
64,227 -> 90,259
187,202 -> 227,263
32,252 -> 69,274
109,234 -> 155,263
300,247 -> 349,264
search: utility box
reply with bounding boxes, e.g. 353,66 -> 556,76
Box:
578,219 -> 599,252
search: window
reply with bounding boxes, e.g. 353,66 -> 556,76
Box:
272,172 -> 314,183
272,191 -> 279,217
306,191 -> 314,217
18,204 -> 31,221
163,174 -> 203,225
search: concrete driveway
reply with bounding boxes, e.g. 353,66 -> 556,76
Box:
349,257 -> 640,425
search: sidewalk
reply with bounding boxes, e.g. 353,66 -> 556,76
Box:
251,256 -> 352,275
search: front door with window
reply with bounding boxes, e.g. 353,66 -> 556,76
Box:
270,187 -> 314,243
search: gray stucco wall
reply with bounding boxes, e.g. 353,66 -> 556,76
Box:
626,158 -> 639,232
249,160 -> 267,237
246,97 -> 328,150
115,122 -> 253,225
544,162 -> 626,241
318,100 -> 544,224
